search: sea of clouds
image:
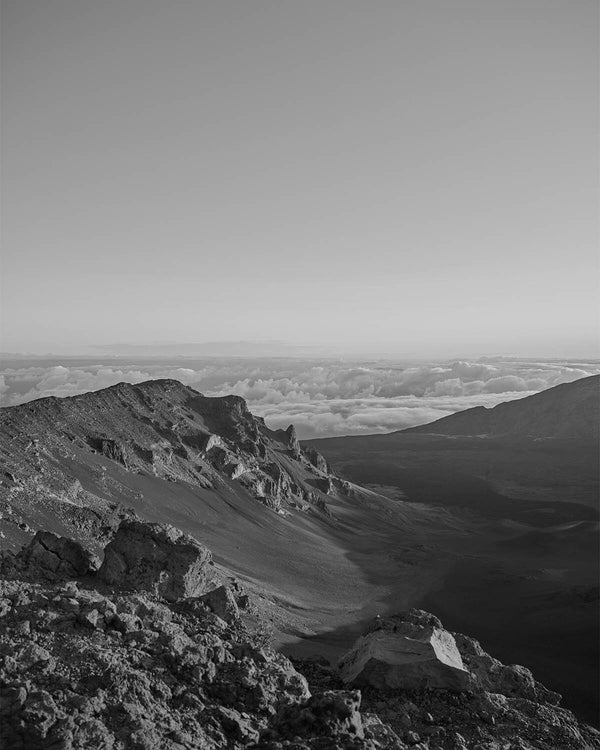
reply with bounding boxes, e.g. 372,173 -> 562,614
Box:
1,357 -> 598,439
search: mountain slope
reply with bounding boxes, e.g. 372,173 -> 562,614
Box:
402,374 -> 599,439
0,378 -> 343,548
2,377 -> 599,726
0,378 -> 452,658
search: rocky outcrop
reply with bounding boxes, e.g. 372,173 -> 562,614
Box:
86,436 -> 129,466
206,445 -> 249,479
453,631 -> 561,705
304,446 -> 330,474
0,523 -> 318,750
299,611 -> 600,750
284,424 -> 301,458
0,523 -> 383,750
11,531 -> 98,580
2,526 -> 599,750
98,520 -> 213,601
198,585 -> 240,623
0,380 -> 344,556
339,610 -> 563,709
260,690 -> 367,747
0,578 -> 310,750
339,610 -> 471,692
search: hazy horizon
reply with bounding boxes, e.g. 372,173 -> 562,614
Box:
2,0 -> 598,357
1,338 -> 599,360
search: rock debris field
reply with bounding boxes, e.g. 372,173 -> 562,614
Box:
1,519 -> 598,750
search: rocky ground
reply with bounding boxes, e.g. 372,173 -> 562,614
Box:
296,611 -> 600,749
1,520 -> 598,750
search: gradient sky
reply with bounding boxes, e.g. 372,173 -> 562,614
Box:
2,0 -> 598,357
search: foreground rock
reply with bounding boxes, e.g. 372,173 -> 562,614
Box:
331,610 -> 599,749
259,690 -> 370,748
454,630 -> 561,705
11,531 -> 98,581
0,521 -> 395,750
98,519 -> 214,601
2,525 -> 599,750
198,584 -> 240,623
339,610 -> 471,691
0,578 -> 312,750
0,521 -> 361,750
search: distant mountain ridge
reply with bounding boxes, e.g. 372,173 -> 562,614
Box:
0,379 -> 347,551
402,375 -> 599,440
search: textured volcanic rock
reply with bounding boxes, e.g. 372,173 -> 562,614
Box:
98,519 -> 213,601
260,689 -> 367,746
0,580 -> 310,750
198,585 -> 240,623
339,610 -> 471,691
299,613 -> 600,750
0,379 -> 345,554
453,631 -> 561,705
2,525 -> 599,750
0,522 -> 320,750
338,610 -> 564,711
284,424 -> 301,458
86,436 -> 129,466
304,446 -> 330,474
13,531 -> 98,581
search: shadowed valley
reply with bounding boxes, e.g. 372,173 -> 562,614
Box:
307,375 -> 599,725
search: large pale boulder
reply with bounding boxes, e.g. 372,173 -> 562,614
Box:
98,520 -> 212,601
338,609 -> 471,691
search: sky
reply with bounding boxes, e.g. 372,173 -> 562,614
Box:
1,0 -> 598,357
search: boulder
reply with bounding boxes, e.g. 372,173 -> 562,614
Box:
265,690 -> 365,744
16,531 -> 97,580
361,713 -> 404,748
98,520 -> 212,601
338,609 -> 471,692
198,585 -> 240,623
215,706 -> 259,744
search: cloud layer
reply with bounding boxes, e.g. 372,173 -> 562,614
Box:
1,357 -> 598,439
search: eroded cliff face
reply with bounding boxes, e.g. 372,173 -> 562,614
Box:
0,379 -> 343,550
1,522 -> 598,750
